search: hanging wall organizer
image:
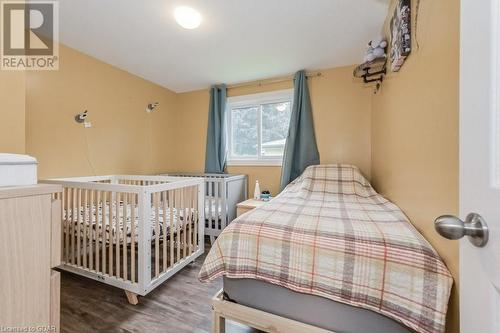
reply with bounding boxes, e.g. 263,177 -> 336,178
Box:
353,57 -> 387,94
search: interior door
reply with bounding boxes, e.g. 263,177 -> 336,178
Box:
458,0 -> 500,331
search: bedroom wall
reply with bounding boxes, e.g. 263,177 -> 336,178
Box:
174,66 -> 372,197
371,0 -> 459,332
26,44 -> 178,179
0,70 -> 25,153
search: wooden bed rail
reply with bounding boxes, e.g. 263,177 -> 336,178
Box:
212,290 -> 334,333
212,290 -> 335,333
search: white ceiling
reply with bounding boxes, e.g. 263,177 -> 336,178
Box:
59,0 -> 389,93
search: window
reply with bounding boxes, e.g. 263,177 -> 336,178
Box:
227,90 -> 293,166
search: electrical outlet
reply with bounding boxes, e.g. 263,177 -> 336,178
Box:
84,121 -> 92,128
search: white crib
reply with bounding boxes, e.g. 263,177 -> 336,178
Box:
43,175 -> 205,304
161,173 -> 247,243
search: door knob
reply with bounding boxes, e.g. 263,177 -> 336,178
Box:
434,213 -> 489,247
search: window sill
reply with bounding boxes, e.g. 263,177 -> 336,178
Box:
227,160 -> 283,167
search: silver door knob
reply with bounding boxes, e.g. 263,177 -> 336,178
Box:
434,213 -> 489,247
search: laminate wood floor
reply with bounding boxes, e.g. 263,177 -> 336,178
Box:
60,245 -> 260,333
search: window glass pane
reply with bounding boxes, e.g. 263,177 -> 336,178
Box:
261,102 -> 291,157
231,106 -> 259,157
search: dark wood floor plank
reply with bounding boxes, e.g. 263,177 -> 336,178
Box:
60,245 -> 259,333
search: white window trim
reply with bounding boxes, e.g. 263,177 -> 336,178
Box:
226,89 -> 293,167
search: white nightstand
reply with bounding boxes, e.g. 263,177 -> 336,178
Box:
236,198 -> 271,217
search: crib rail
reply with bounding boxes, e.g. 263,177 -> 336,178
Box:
45,175 -> 204,296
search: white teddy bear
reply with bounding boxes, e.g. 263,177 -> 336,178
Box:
364,36 -> 388,63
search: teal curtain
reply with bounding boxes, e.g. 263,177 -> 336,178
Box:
204,84 -> 227,173
280,70 -> 320,190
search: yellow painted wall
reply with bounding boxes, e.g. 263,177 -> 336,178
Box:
174,66 -> 372,197
2,7 -> 457,329
371,0 -> 459,332
25,44 -> 178,179
0,70 -> 25,153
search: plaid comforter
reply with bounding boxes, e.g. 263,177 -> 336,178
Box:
199,165 -> 453,333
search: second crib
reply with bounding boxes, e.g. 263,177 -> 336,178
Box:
161,173 -> 247,243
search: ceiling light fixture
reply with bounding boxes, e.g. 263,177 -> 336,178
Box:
174,6 -> 202,29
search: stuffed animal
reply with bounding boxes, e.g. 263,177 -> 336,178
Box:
363,36 -> 388,63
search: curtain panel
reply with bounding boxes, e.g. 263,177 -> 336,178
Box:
204,84 -> 228,173
280,70 -> 320,190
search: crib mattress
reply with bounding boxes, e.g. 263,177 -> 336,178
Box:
223,277 -> 414,333
64,202 -> 194,244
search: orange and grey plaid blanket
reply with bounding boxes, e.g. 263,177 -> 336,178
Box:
199,164 -> 453,333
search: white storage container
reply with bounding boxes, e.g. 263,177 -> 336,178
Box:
0,154 -> 38,187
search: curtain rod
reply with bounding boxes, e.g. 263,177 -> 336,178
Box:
227,71 -> 323,90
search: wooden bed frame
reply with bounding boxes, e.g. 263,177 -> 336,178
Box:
43,175 -> 205,304
211,290 -> 334,333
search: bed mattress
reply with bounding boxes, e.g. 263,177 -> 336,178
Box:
223,277 -> 414,333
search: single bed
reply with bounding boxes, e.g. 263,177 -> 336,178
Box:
199,164 -> 453,333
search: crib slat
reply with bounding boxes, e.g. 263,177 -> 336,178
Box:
60,189 -> 65,263
95,191 -> 102,272
215,181 -> 220,231
109,191 -> 114,276
115,192 -> 121,279
64,188 -> 70,263
182,187 -> 187,259
188,186 -> 193,255
194,186 -> 198,253
82,190 -> 88,268
185,187 -> 190,256
192,186 -> 196,253
123,193 -> 128,281
70,188 -> 76,264
208,181 -> 213,233
67,188 -> 72,264
77,189 -> 82,266
176,189 -> 181,262
102,191 -> 107,275
221,179 -> 228,231
162,191 -> 168,273
155,192 -> 160,278
89,190 -> 94,271
131,193 -> 136,283
169,190 -> 174,268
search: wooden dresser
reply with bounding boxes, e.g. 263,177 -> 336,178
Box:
0,184 -> 62,332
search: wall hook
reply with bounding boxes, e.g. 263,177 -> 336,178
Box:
75,110 -> 88,123
146,102 -> 159,113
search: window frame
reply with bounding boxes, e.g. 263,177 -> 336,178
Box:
226,89 -> 293,166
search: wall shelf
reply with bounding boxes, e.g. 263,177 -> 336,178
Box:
353,57 -> 387,92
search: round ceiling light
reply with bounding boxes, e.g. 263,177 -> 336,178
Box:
174,6 -> 202,29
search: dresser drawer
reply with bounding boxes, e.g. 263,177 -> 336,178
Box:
0,185 -> 61,327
